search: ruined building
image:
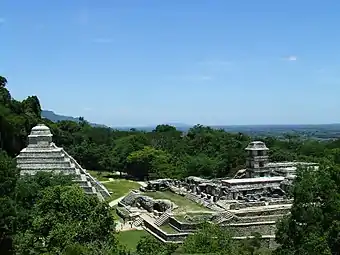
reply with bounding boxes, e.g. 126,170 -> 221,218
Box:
16,124 -> 110,201
245,141 -> 270,178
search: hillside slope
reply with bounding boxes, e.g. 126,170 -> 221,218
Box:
41,110 -> 106,127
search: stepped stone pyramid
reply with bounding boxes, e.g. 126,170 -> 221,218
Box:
16,124 -> 111,201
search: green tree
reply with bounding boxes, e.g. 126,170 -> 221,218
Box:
0,151 -> 18,255
14,185 -> 122,254
0,76 -> 7,87
182,223 -> 239,254
275,165 -> 340,255
15,172 -> 73,233
126,146 -> 175,180
136,235 -> 177,255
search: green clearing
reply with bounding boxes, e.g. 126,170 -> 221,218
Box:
143,191 -> 209,212
103,180 -> 141,201
174,212 -> 214,222
159,224 -> 179,234
111,205 -> 124,223
87,170 -> 117,181
117,230 -> 150,251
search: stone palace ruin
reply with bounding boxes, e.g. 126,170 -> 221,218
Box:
118,140 -> 318,246
16,124 -> 110,201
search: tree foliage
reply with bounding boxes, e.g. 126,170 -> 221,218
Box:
15,185 -> 119,254
275,164 -> 340,255
180,223 -> 269,254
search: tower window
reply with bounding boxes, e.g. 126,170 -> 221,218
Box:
257,150 -> 263,156
259,161 -> 264,167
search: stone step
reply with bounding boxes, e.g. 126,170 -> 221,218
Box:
75,179 -> 91,185
154,209 -> 172,226
18,151 -> 64,157
16,157 -> 68,163
73,175 -> 89,182
233,214 -> 285,223
20,169 -> 76,175
18,162 -> 72,168
79,185 -> 95,193
133,217 -> 144,227
18,165 -> 75,169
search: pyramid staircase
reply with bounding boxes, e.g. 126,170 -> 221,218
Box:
154,209 -> 172,226
133,217 -> 144,227
16,124 -> 110,201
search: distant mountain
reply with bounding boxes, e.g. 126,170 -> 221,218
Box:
41,110 -> 106,127
41,110 -> 340,139
42,110 -> 81,123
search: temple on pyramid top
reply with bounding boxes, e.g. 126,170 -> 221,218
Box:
16,124 -> 110,201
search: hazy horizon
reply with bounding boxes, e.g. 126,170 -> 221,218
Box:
42,110 -> 340,128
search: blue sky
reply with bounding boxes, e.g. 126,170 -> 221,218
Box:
1,1 -> 340,126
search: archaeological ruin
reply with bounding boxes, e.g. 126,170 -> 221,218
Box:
16,124 -> 111,201
15,124 -> 318,246
117,140 -> 318,246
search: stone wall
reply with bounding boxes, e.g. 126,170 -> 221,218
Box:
230,201 -> 266,209
169,217 -> 277,237
169,217 -> 201,232
230,214 -> 285,223
116,206 -> 131,220
143,221 -> 189,242
268,199 -> 293,205
224,221 -> 277,236
144,218 -> 278,248
233,208 -> 290,217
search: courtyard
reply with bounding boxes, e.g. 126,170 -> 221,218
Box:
142,190 -> 211,213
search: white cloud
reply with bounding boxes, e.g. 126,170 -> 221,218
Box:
92,38 -> 114,44
283,55 -> 297,61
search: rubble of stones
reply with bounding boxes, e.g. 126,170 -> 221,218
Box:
120,191 -> 174,212
141,176 -> 288,204
140,179 -> 173,192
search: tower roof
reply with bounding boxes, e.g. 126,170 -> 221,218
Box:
245,141 -> 269,151
28,124 -> 53,137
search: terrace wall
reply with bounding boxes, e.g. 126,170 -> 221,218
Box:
143,221 -> 189,242
144,217 -> 278,248
233,208 -> 290,217
169,217 -> 201,232
230,201 -> 266,209
223,221 -> 277,236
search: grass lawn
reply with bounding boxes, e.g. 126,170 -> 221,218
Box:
103,180 -> 141,201
174,212 -> 214,222
159,224 -> 179,234
87,170 -> 119,181
143,191 -> 209,212
110,205 -> 124,222
117,230 -> 150,251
